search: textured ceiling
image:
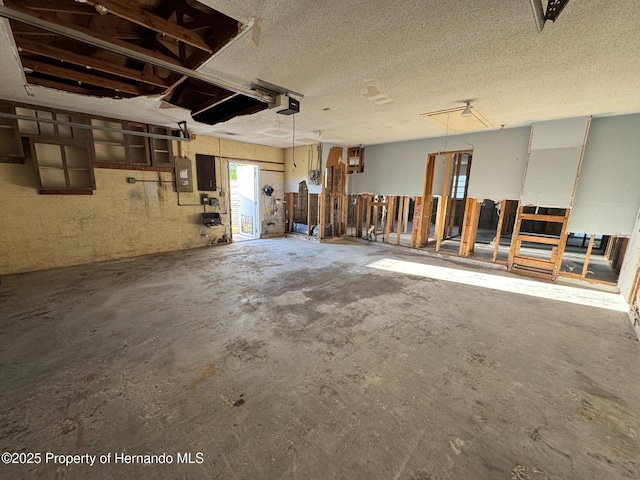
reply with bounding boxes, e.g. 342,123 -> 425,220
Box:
1,0 -> 639,148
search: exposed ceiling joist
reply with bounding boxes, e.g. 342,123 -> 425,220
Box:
192,92 -> 239,116
80,0 -> 213,53
25,76 -> 97,96
152,38 -> 181,62
21,58 -> 144,96
17,39 -> 169,88
0,4 -> 272,103
4,4 -> 183,66
17,0 -> 96,16
11,22 -> 144,40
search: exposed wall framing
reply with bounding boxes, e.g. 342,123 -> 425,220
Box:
459,198 -> 481,257
415,150 -> 472,252
508,206 -> 570,279
606,237 -> 630,275
346,146 -> 364,174
284,187 -> 320,238
345,194 -> 416,247
320,150 -> 347,239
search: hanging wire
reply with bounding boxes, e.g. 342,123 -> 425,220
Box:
292,113 -> 297,168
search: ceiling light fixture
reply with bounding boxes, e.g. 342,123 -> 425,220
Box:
461,101 -> 473,118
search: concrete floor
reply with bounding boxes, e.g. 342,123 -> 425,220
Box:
1,238 -> 639,480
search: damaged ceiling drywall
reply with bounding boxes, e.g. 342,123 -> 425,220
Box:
0,0 -> 639,147
1,0 -> 269,126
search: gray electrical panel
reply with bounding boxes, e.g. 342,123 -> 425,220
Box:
174,156 -> 193,192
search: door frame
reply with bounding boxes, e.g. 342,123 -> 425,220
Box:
228,160 -> 260,241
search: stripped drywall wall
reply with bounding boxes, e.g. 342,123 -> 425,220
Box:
353,128 -> 529,198
520,117 -> 590,208
568,114 -> 640,235
467,128 -> 529,200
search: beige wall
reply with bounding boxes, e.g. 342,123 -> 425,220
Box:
0,134 -> 283,275
284,144 -> 320,194
187,136 -> 286,238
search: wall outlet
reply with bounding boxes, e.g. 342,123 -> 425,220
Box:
200,194 -> 209,204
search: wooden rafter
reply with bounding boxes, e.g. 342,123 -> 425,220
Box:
184,49 -> 212,70
152,38 -> 181,61
81,25 -> 146,41
192,92 -> 239,116
10,24 -> 57,36
17,39 -> 168,88
25,75 -> 97,96
22,58 -> 143,95
492,200 -> 507,262
81,0 -> 213,53
15,0 -> 95,15
7,6 -> 184,67
12,22 -> 144,40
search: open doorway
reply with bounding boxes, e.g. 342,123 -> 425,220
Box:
559,234 -> 628,285
458,199 -> 519,263
414,151 -> 473,252
229,162 -> 260,242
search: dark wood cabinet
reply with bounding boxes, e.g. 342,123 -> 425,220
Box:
125,122 -> 151,166
0,104 -> 25,163
196,154 -> 216,191
149,125 -> 173,167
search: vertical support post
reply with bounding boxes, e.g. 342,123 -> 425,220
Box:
319,171 -> 326,240
581,233 -> 596,278
492,200 -> 507,262
356,195 -> 363,237
340,164 -> 348,236
286,193 -> 293,233
384,195 -> 396,243
365,195 -> 372,240
396,196 -> 405,245
380,195 -> 388,240
403,196 -> 410,233
459,197 -> 475,257
307,192 -> 312,237
415,155 -> 436,247
372,195 -> 380,242
508,205 -> 524,268
448,153 -> 462,238
328,167 -> 335,237
410,197 -> 422,247
552,209 -> 572,279
435,196 -> 448,253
